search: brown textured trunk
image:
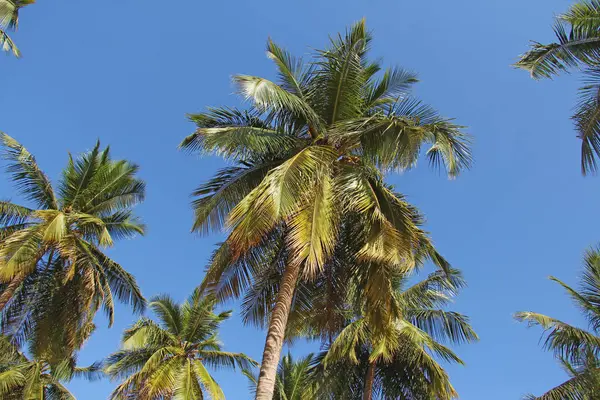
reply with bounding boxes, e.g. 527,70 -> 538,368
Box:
362,360 -> 376,400
254,261 -> 301,400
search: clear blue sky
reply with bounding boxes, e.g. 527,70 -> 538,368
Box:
0,0 -> 596,398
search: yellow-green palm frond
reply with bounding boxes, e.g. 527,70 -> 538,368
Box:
227,145 -> 336,255
1,133 -> 57,209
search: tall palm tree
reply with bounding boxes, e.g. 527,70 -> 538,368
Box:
182,20 -> 471,399
0,334 -> 102,399
244,352 -> 319,400
516,246 -> 600,399
105,289 -> 257,399
0,133 -> 146,362
0,0 -> 34,57
244,266 -> 476,400
515,0 -> 600,174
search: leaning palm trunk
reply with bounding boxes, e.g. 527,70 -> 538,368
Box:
255,261 -> 301,399
362,361 -> 376,400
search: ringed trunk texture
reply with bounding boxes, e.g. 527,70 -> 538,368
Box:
362,360 -> 376,400
254,261 -> 301,400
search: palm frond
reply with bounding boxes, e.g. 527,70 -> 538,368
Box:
287,171 -> 338,277
193,360 -> 225,400
516,19 -> 600,79
190,160 -> 282,235
312,19 -> 372,125
266,39 -> 311,99
406,309 -> 478,345
149,295 -> 184,336
227,145 -> 336,255
0,133 -> 57,209
233,75 -> 323,134
515,311 -> 600,362
0,28 -> 19,57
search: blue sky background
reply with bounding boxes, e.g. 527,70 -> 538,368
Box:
0,0 -> 597,398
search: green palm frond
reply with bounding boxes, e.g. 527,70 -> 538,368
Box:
516,311 -> 600,362
189,160 -> 283,235
227,145 -> 337,254
0,28 -> 17,56
234,75 -> 323,134
266,39 -> 312,100
0,0 -> 31,58
405,309 -> 478,345
1,133 -> 57,209
312,19 -> 372,125
287,171 -> 338,277
516,19 -> 600,79
183,107 -> 302,161
149,295 -> 184,336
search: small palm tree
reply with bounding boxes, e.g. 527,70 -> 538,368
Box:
244,352 -> 319,400
0,0 -> 34,57
183,20 -> 471,399
516,246 -> 600,399
515,0 -> 600,174
0,133 -> 146,361
320,268 -> 478,400
0,335 -> 102,399
105,289 -> 257,399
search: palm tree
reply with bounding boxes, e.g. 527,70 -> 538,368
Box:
316,268 -> 477,400
105,289 -> 257,399
0,334 -> 102,399
0,0 -> 34,57
516,246 -> 600,399
0,133 -> 146,361
182,20 -> 471,399
243,265 -> 476,400
515,0 -> 600,174
244,352 -> 319,400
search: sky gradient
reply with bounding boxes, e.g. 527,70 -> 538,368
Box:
0,0 -> 596,398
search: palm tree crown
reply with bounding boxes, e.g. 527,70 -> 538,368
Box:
516,246 -> 600,399
105,289 -> 257,399
515,0 -> 600,174
318,268 -> 478,400
183,19 -> 471,399
0,133 -> 146,361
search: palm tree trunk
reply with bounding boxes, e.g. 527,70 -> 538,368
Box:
254,261 -> 301,400
362,360 -> 376,400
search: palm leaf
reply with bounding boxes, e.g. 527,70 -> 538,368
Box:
0,133 -> 57,209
